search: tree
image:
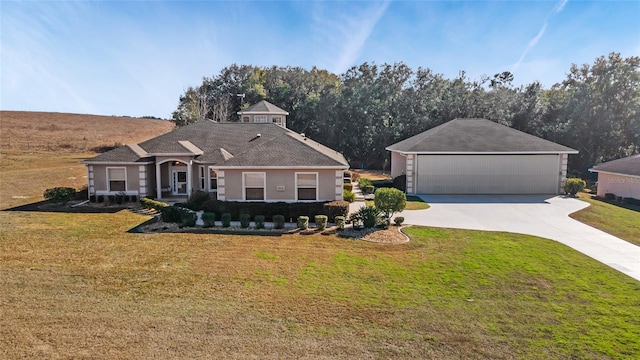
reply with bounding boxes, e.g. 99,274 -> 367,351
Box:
373,187 -> 406,219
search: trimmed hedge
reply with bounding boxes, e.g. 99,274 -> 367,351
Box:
315,215 -> 328,230
335,216 -> 345,230
221,213 -> 231,228
255,215 -> 265,229
298,216 -> 309,229
202,212 -> 216,227
343,183 -> 353,192
239,213 -> 251,228
273,215 -> 285,229
200,200 -> 347,221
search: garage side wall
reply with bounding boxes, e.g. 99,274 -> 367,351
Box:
390,151 -> 407,179
596,173 -> 640,199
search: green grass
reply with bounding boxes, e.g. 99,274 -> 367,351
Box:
1,210 -> 638,359
571,193 -> 640,245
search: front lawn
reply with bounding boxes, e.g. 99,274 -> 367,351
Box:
570,192 -> 640,246
0,210 -> 637,359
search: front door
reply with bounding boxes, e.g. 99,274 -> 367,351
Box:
172,170 -> 188,195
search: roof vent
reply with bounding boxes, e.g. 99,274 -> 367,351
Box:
256,133 -> 261,137
300,133 -> 305,138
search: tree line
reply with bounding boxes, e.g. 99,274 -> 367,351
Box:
172,52 -> 640,177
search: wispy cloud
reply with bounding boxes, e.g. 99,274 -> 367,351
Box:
511,0 -> 568,72
312,1 -> 392,73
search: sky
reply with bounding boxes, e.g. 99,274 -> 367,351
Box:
1,0 -> 639,119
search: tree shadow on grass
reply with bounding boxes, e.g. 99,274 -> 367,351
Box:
3,199 -> 127,214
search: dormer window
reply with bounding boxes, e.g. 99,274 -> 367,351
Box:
271,116 -> 282,125
254,115 -> 268,123
242,116 -> 250,123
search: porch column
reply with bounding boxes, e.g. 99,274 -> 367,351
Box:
186,161 -> 193,195
156,162 -> 162,199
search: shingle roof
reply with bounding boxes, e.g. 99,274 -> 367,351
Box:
238,100 -> 289,115
85,120 -> 348,168
589,154 -> 640,177
85,145 -> 153,163
386,118 -> 578,153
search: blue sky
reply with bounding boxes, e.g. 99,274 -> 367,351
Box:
1,0 -> 639,119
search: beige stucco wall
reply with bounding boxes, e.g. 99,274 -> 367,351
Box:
596,173 -> 640,198
91,164 -> 142,195
390,151 -> 407,179
221,169 -> 341,202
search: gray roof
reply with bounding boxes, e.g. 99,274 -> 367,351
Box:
86,145 -> 153,163
85,120 -> 348,168
238,100 -> 289,115
386,118 -> 578,153
589,154 -> 640,177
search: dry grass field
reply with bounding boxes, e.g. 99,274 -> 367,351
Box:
0,111 -> 174,152
0,111 -> 174,209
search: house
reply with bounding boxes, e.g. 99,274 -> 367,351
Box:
237,100 -> 289,127
386,119 -> 578,195
84,103 -> 348,202
589,154 -> 640,199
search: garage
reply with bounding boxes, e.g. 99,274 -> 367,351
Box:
387,119 -> 578,195
416,154 -> 560,194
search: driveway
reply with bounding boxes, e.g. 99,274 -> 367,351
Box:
397,195 -> 640,281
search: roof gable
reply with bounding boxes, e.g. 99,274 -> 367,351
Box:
238,100 -> 289,115
386,118 -> 578,154
590,154 -> 640,177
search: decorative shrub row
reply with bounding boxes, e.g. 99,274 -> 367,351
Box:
198,199 -> 348,222
603,193 -> 640,206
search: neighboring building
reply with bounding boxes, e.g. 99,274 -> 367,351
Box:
386,119 -> 578,195
237,100 -> 289,127
84,104 -> 348,202
589,154 -> 640,199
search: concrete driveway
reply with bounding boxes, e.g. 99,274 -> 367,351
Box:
397,195 -> 640,281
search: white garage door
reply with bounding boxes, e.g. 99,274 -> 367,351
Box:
416,154 -> 560,194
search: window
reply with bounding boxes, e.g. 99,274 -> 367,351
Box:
254,115 -> 267,123
243,172 -> 265,200
242,116 -> 250,123
199,166 -> 206,190
209,168 -> 218,191
271,116 -> 282,125
107,167 -> 126,192
296,172 -> 317,201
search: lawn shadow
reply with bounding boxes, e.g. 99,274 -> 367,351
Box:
3,199 -> 128,214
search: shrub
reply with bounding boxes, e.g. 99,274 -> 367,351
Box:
273,215 -> 285,229
221,213 -> 231,228
343,183 -> 353,192
350,205 -> 381,228
323,200 -> 349,221
564,178 -> 586,196
604,193 -> 616,201
181,211 -> 197,227
140,197 -> 169,211
255,215 -> 265,229
343,170 -> 352,179
239,213 -> 251,228
343,190 -> 356,203
394,216 -> 405,226
187,191 -> 210,210
202,212 -> 215,227
297,216 -> 309,230
363,185 -> 375,194
358,177 -> 373,189
351,172 -> 361,182
374,187 -> 407,219
392,175 -> 407,192
44,187 -> 76,203
334,216 -> 345,230
161,206 -> 185,223
315,215 -> 328,230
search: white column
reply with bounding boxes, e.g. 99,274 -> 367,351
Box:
156,162 -> 162,199
187,161 -> 193,196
